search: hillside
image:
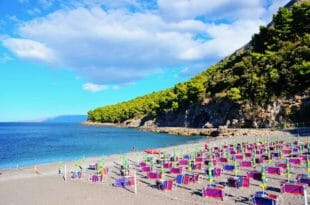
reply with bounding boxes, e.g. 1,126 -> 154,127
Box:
87,2 -> 310,128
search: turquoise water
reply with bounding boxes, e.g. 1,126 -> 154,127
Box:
0,123 -> 201,168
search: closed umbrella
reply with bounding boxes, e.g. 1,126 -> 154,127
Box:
260,165 -> 267,191
208,159 -> 213,183
233,156 -> 238,176
285,158 -> 291,180
306,155 -> 310,177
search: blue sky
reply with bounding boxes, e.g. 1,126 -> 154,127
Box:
0,0 -> 290,122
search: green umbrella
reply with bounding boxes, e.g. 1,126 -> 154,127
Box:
151,158 -> 155,169
233,156 -> 238,176
252,151 -> 256,168
306,155 -> 310,177
267,148 -> 271,163
208,159 -> 213,183
188,161 -> 192,172
161,164 -> 165,179
299,144 -> 303,154
285,158 -> 291,180
226,149 -> 230,161
260,165 -> 267,191
279,146 -> 283,159
173,149 -> 176,160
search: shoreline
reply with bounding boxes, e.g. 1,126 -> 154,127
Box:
82,120 -> 304,137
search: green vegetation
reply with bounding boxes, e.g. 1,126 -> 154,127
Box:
88,3 -> 310,124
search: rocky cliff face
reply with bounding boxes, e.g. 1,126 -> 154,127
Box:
136,91 -> 310,129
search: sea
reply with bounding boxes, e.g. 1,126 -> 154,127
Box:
0,123 -> 202,168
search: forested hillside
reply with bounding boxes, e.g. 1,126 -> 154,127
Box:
88,2 -> 310,128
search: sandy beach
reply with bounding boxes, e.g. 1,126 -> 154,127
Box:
0,130 -> 308,205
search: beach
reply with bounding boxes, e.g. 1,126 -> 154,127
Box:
0,129 -> 308,205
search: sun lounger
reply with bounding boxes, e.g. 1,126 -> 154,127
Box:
183,175 -> 190,185
227,177 -> 240,188
170,167 -> 182,174
271,152 -> 280,157
255,157 -> 264,164
147,171 -> 161,179
88,164 -> 98,170
283,149 -> 291,155
176,174 -> 184,185
240,160 -> 252,168
157,179 -> 173,190
252,191 -> 280,205
266,167 -> 281,175
296,174 -> 310,186
223,164 -> 235,171
179,159 -> 188,166
219,157 -> 228,163
280,182 -> 306,195
141,166 -> 152,172
289,158 -> 301,165
71,170 -> 83,179
163,162 -> 172,169
183,155 -> 191,160
89,174 -> 102,182
113,176 -> 135,187
238,176 -> 250,187
204,159 -> 217,166
235,154 -> 243,160
195,163 -> 202,170
247,170 -> 262,181
245,153 -> 252,158
213,168 -> 222,176
202,184 -> 224,200
195,157 -> 203,163
276,162 -> 286,169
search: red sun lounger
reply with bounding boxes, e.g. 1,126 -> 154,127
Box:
280,182 -> 306,195
266,167 -> 282,175
202,184 -> 224,200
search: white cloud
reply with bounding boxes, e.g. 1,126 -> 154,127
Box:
82,83 -> 108,92
2,0 -> 290,84
2,38 -> 56,63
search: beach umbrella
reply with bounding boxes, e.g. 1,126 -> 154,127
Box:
241,148 -> 245,160
151,158 -> 155,169
285,158 -> 291,180
173,149 -> 176,160
252,151 -> 256,168
161,164 -> 165,179
260,165 -> 267,191
208,159 -> 213,183
299,144 -> 303,154
226,148 -> 230,161
233,156 -> 238,176
306,155 -> 310,177
279,145 -> 283,159
74,160 -> 80,171
267,148 -> 271,163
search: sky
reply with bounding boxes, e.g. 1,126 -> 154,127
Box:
0,0 -> 290,122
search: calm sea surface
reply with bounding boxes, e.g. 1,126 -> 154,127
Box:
0,123 -> 201,168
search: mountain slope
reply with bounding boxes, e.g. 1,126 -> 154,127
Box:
88,2 -> 310,128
